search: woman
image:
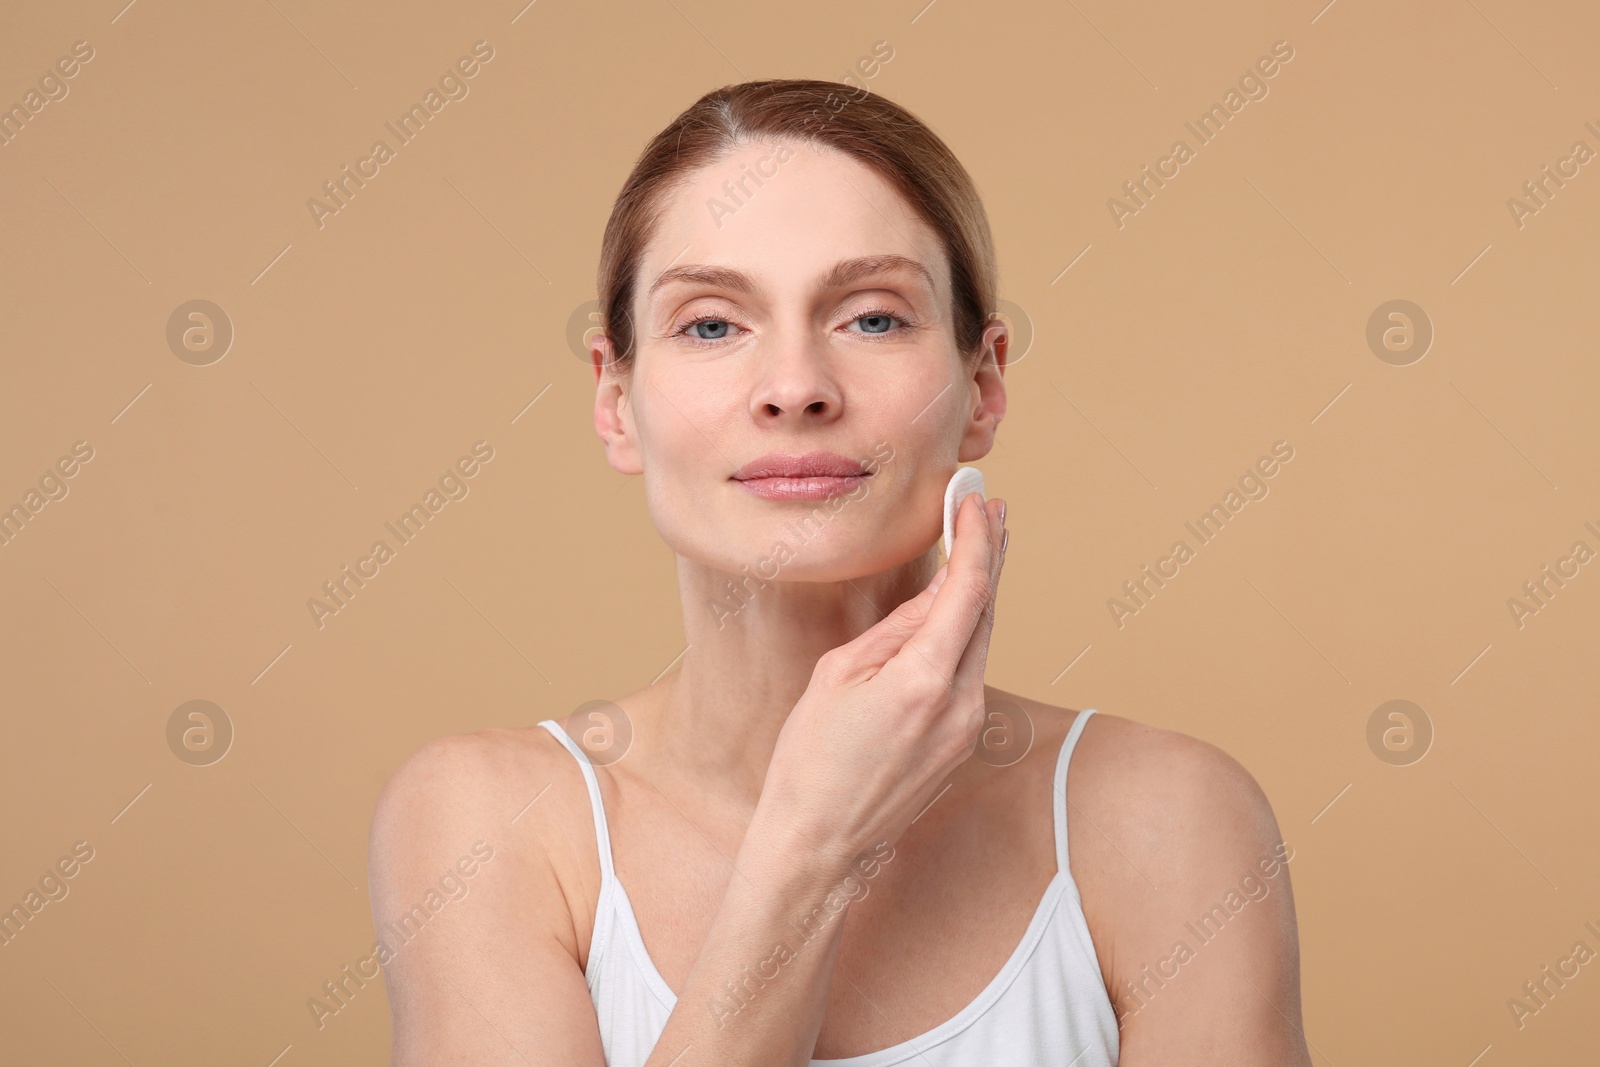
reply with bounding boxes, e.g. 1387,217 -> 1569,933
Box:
368,79 -> 1312,1066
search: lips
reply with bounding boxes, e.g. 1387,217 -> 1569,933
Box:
730,451 -> 870,480
731,451 -> 872,501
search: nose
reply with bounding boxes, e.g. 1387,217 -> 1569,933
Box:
748,330 -> 844,425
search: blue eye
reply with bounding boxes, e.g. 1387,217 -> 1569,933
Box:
691,319 -> 732,340
847,309 -> 911,336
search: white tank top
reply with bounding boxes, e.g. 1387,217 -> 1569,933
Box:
536,708 -> 1120,1066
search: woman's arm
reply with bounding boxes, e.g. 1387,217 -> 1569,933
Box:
1074,718 -> 1314,1066
640,494 -> 1012,1065
368,729 -> 861,1067
634,810 -> 866,1066
368,731 -> 609,1066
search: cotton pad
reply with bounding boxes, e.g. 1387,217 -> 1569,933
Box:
942,467 -> 986,560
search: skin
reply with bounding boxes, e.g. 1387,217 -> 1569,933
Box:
367,139 -> 1314,1065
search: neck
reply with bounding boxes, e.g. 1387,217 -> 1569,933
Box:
650,547 -> 940,810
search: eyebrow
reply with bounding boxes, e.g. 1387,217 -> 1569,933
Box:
645,254 -> 937,302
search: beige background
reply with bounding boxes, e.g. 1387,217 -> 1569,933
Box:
2,0 -> 1597,1063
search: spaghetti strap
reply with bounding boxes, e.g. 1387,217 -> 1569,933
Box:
537,719 -> 616,883
1052,708 -> 1097,877
547,704 -> 1123,1066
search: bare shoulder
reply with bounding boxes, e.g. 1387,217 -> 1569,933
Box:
1026,705 -> 1309,1065
370,726 -> 584,883
371,724 -> 578,847
999,696 -> 1274,830
368,722 -> 605,938
1045,707 -> 1294,930
1065,711 -> 1284,851
367,725 -> 609,1064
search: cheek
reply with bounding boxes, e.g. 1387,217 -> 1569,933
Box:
861,346 -> 968,434
632,380 -> 733,541
854,454 -> 945,547
634,373 -> 736,474
898,365 -> 962,421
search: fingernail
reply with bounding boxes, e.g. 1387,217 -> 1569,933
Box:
928,566 -> 948,594
997,500 -> 1007,524
1000,528 -> 1010,558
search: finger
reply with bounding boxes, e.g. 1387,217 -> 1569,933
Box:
949,507 -> 1007,698
833,562 -> 948,675
889,491 -> 997,686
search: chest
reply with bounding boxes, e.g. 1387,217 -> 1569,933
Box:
582,777 -> 1063,1059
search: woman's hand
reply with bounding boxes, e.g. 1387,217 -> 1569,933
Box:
761,490 -> 1010,868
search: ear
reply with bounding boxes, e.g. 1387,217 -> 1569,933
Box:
592,333 -> 643,475
957,317 -> 1008,463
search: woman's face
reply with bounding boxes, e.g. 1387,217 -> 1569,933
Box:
593,139 -> 1005,582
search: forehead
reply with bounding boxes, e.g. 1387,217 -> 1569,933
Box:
638,141 -> 949,305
